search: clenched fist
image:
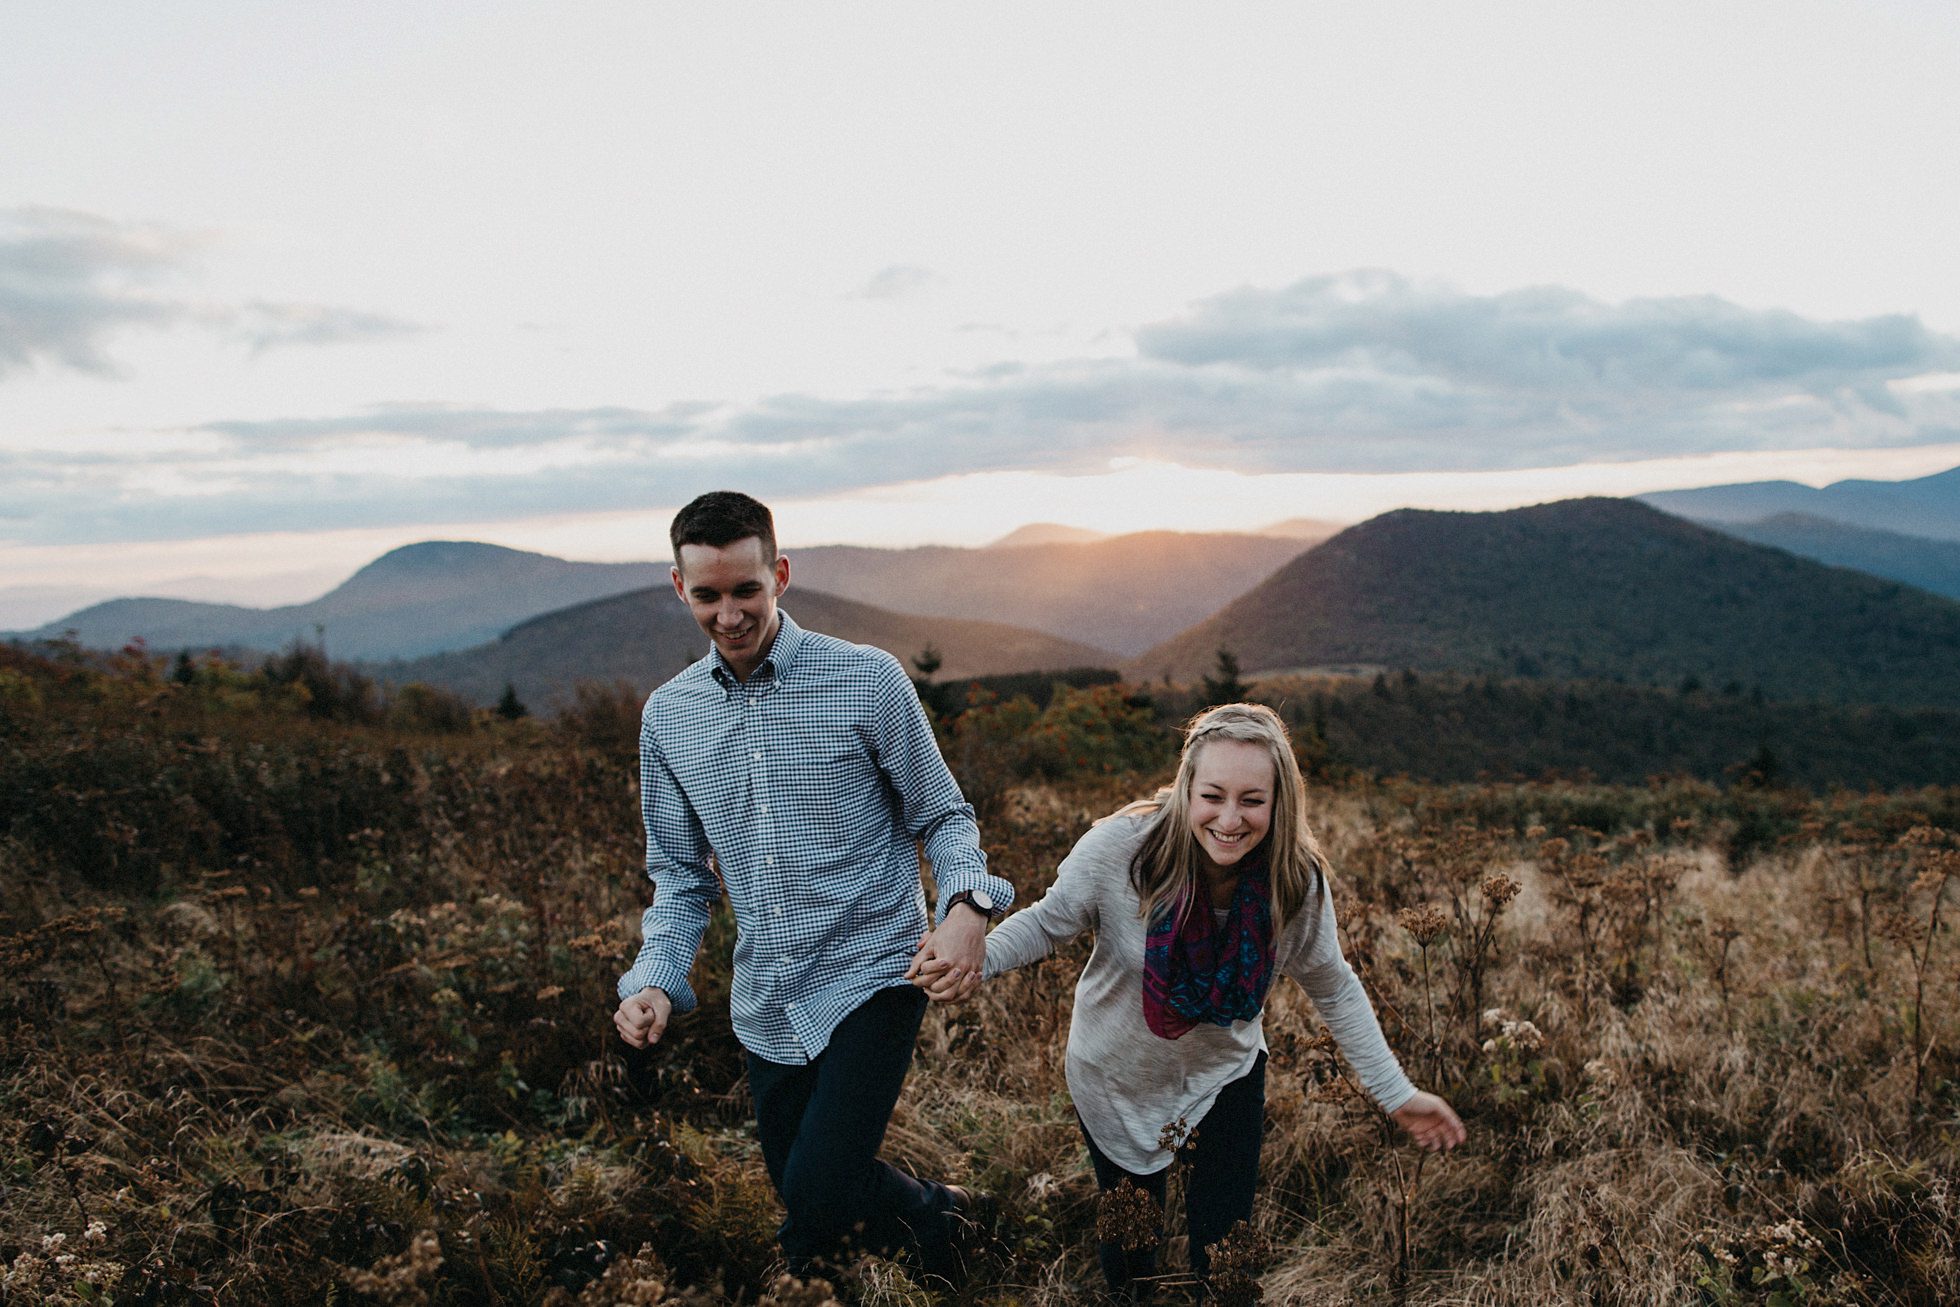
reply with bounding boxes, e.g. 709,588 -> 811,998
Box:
614,987 -> 673,1048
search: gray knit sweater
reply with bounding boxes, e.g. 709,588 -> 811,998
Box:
982,811 -> 1418,1173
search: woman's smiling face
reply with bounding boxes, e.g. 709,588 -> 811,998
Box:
1186,738 -> 1274,871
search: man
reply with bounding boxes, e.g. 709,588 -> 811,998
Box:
613,490 -> 1012,1285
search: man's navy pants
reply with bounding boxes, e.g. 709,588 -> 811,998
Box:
744,985 -> 959,1279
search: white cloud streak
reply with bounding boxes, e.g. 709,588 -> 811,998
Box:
226,301 -> 424,356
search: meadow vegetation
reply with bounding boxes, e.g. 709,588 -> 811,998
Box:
2,641 -> 1957,1304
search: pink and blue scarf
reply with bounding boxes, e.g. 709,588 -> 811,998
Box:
1141,853 -> 1275,1040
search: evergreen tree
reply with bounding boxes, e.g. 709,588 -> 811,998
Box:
910,644 -> 952,717
496,683 -> 529,721
1201,648 -> 1248,704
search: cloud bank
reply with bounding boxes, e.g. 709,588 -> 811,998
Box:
7,271 -> 1959,545
0,208 -> 422,378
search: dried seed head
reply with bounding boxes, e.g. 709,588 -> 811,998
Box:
1207,1220 -> 1273,1305
1481,874 -> 1522,909
1156,1115 -> 1199,1154
1397,904 -> 1449,946
1096,1179 -> 1162,1252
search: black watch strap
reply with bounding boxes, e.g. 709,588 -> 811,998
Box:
947,889 -> 997,921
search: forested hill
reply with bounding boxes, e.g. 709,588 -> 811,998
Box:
377,586 -> 1115,710
1132,497 -> 1960,708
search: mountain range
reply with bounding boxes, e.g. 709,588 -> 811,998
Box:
14,528 -> 1320,662
12,470 -> 1960,714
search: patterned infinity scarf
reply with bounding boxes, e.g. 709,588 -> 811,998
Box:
1141,851 -> 1276,1040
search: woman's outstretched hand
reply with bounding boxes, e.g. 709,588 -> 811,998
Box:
1391,1092 -> 1467,1151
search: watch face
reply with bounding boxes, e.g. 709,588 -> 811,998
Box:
970,890 -> 995,913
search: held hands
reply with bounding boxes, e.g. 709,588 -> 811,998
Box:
905,903 -> 989,1003
614,987 -> 673,1048
1390,1091 -> 1467,1152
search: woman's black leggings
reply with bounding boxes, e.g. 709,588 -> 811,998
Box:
1079,1051 -> 1266,1297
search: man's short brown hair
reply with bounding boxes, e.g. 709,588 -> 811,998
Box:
670,491 -> 777,565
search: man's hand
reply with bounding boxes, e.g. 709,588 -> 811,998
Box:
1390,1091 -> 1467,1151
614,987 -> 673,1048
905,903 -> 988,1003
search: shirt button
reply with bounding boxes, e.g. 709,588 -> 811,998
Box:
752,750 -> 762,760
766,857 -> 776,866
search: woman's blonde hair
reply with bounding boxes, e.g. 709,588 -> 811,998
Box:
1118,702 -> 1326,931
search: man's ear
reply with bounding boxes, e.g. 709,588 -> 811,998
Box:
773,554 -> 791,597
671,565 -> 686,602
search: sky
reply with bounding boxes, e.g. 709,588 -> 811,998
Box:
5,1 -> 1960,626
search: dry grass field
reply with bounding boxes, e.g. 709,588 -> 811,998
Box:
2,643 -> 1956,1304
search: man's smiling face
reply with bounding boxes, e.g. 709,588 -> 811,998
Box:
672,535 -> 789,681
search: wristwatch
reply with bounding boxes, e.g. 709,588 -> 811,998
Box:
946,889 -> 997,922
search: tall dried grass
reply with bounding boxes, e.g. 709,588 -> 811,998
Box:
2,646 -> 1956,1303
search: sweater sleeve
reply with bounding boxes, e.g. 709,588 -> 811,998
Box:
982,816 -> 1128,978
1284,879 -> 1418,1114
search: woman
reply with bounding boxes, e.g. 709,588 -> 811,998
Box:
918,703 -> 1463,1298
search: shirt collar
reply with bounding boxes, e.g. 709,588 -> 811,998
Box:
709,609 -> 806,688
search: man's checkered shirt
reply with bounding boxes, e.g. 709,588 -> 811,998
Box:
618,610 -> 1014,1064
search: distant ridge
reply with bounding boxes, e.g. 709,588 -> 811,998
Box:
1132,497 -> 1960,708
1256,516 -> 1348,540
1712,513 -> 1960,603
1639,464 -> 1960,541
985,523 -> 1108,548
14,541 -> 669,660
380,586 -> 1117,709
793,530 -> 1313,656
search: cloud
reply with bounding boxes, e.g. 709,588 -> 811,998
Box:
852,263 -> 941,301
0,206 -> 426,379
0,207 -> 191,377
7,271 -> 1960,547
228,301 -> 425,355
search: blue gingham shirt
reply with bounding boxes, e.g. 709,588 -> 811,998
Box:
619,610 -> 1013,1063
